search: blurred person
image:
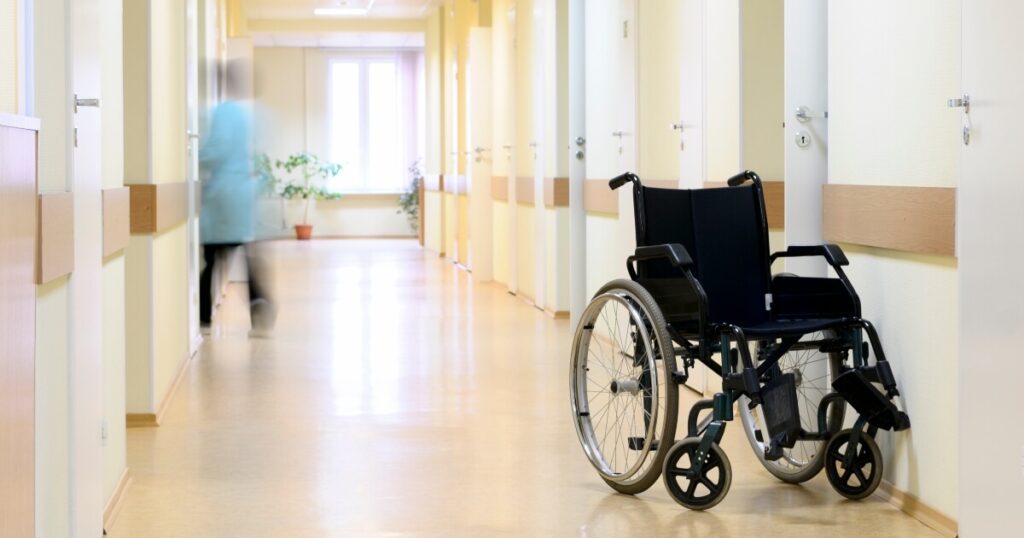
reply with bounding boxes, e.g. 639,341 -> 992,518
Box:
199,60 -> 275,336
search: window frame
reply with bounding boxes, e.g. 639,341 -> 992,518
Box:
326,51 -> 407,195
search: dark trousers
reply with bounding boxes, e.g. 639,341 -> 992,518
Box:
200,243 -> 267,325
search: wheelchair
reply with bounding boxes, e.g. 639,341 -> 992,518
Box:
570,171 -> 910,510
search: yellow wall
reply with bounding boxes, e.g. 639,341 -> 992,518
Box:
706,0 -> 741,180
492,201 -> 509,285
32,0 -> 72,532
424,191 -> 444,252
829,0 -> 960,518
516,203 -> 536,300
124,0 -> 193,417
741,0 -> 784,179
153,225 -> 189,402
101,0 -> 128,503
637,0 -> 682,180
151,0 -> 187,184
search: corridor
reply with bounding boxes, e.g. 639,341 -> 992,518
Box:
108,240 -> 938,537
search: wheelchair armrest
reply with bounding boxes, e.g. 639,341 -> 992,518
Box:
633,243 -> 694,268
770,244 -> 849,267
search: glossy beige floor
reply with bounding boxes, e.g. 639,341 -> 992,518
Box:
109,240 -> 940,537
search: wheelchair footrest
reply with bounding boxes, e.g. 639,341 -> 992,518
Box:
832,369 -> 911,431
762,373 -> 801,449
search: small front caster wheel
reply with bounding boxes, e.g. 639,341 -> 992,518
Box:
824,429 -> 883,500
662,437 -> 732,510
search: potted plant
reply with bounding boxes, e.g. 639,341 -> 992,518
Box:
275,152 -> 343,240
397,159 -> 422,232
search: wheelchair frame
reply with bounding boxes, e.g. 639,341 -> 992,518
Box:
572,170 -> 910,509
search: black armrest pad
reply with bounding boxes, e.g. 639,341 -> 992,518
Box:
773,244 -> 849,267
634,244 -> 694,268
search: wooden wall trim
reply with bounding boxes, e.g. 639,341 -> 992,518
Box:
823,184 -> 956,257
584,180 -> 617,215
491,176 -> 508,201
705,180 -> 785,229
878,480 -> 958,537
103,468 -> 133,531
515,176 -> 534,205
36,192 -> 75,285
129,182 -> 188,234
543,177 -> 569,208
423,173 -> 444,192
103,187 -> 131,257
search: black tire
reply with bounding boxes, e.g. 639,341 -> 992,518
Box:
662,437 -> 732,510
570,279 -> 679,495
824,429 -> 884,500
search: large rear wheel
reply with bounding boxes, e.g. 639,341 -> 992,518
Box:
570,279 -> 679,494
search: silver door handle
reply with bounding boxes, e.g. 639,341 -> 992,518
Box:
948,95 -> 970,112
670,122 -> 684,131
795,106 -> 827,122
611,131 -> 631,138
473,146 -> 490,153
575,136 -> 586,146
74,95 -> 100,113
187,131 -> 200,140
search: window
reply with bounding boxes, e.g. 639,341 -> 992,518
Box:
328,53 -> 422,193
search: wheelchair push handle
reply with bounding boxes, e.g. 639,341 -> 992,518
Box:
609,172 -> 640,190
726,170 -> 763,187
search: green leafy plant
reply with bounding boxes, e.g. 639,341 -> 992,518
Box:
398,159 -> 422,231
275,152 -> 343,226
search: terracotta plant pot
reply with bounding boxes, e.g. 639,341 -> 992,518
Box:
294,224 -> 313,240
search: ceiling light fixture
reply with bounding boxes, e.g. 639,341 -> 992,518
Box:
314,0 -> 376,17
314,7 -> 366,16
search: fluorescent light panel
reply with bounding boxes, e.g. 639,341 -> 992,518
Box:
314,0 -> 376,17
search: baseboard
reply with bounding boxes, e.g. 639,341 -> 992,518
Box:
127,351 -> 192,428
103,468 -> 132,532
544,308 -> 570,319
876,480 -> 958,537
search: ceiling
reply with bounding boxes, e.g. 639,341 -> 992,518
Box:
245,0 -> 442,20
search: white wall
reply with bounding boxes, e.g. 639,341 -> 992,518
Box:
829,0 -> 960,519
253,46 -> 416,238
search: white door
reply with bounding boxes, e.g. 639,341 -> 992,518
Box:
186,0 -> 201,352
783,0 -> 828,277
505,4 -> 518,293
567,0 -> 587,326
69,0 -> 105,534
583,0 -> 638,302
467,28 -> 493,281
677,0 -> 709,393
959,1 -> 1024,535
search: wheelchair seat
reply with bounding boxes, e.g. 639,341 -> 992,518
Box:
735,317 -> 848,337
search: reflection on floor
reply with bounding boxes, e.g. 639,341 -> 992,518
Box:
108,239 -> 940,537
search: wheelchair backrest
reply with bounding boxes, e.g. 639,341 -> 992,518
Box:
636,183 -> 773,328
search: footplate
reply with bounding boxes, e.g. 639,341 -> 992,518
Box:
762,373 -> 801,455
832,369 -> 911,431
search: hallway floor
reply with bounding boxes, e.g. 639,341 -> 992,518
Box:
108,240 -> 941,537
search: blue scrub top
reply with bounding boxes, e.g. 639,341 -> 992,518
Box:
199,101 -> 255,245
